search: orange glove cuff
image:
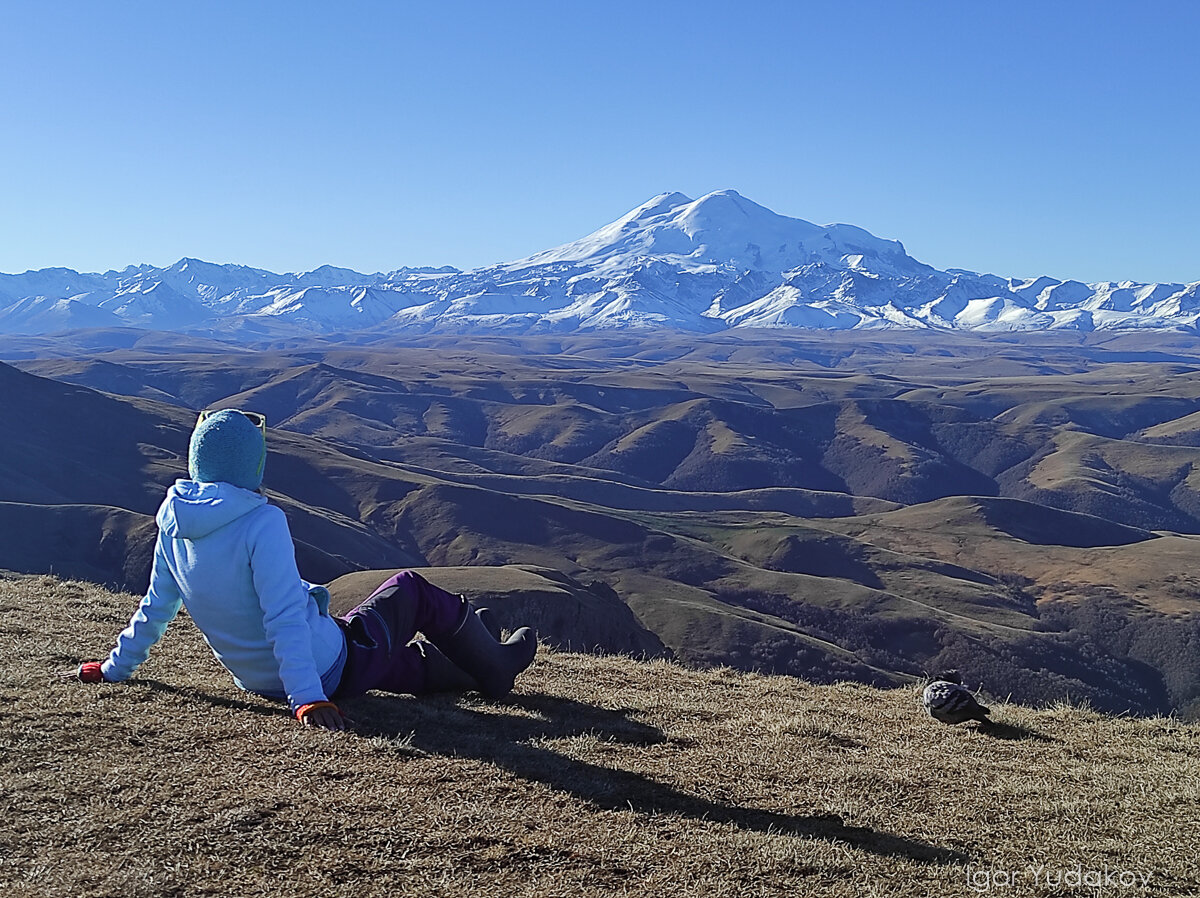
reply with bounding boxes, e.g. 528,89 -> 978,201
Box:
295,700 -> 340,721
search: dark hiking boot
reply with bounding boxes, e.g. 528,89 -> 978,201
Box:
416,608 -> 503,693
432,601 -> 537,700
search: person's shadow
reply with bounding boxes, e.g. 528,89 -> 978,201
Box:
341,689 -> 970,866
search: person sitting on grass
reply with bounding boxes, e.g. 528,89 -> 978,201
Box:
65,408 -> 538,731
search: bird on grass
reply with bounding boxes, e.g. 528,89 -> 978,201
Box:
922,671 -> 991,725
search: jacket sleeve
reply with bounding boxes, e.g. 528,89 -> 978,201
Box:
101,533 -> 184,681
248,507 -> 328,711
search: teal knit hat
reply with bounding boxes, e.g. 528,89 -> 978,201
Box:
188,410 -> 267,490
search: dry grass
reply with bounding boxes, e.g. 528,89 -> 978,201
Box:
2,574 -> 1198,898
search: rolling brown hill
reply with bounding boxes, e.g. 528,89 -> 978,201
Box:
4,330 -> 1200,716
20,333 -> 1200,524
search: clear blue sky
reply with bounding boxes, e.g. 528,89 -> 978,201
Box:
2,1 -> 1198,284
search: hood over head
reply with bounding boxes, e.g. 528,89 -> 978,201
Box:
158,479 -> 268,540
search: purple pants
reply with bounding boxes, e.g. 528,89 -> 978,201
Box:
332,571 -> 466,698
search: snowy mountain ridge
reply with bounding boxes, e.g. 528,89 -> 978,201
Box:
2,190 -> 1197,337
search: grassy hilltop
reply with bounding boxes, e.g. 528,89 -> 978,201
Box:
3,574 -> 1197,898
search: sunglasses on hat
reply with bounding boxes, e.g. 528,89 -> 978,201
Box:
196,409 -> 267,434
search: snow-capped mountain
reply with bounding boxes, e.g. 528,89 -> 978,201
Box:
511,190 -> 931,279
2,190 -> 1197,337
0,295 -> 123,334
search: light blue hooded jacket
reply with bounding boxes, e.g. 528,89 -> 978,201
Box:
101,480 -> 347,710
